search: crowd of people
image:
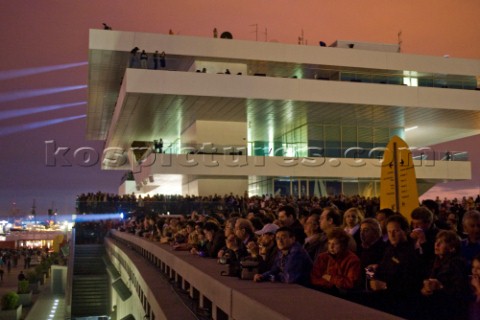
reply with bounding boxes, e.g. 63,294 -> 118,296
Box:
129,47 -> 166,70
105,193 -> 480,319
0,248 -> 47,281
76,192 -> 248,215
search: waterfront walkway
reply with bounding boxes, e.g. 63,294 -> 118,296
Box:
0,264 -> 65,320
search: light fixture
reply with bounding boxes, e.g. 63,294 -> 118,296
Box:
405,126 -> 418,132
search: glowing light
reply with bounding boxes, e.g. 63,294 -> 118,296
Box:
73,213 -> 123,222
0,115 -> 86,137
0,101 -> 86,121
405,126 -> 418,132
0,62 -> 87,81
0,85 -> 87,103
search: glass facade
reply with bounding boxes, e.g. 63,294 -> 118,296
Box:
247,123 -> 400,197
248,176 -> 381,198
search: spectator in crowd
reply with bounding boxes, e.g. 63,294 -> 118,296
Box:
472,253 -> 480,300
343,207 -> 364,248
368,214 -> 425,318
446,212 -> 463,238
310,228 -> 361,294
223,233 -> 249,266
471,254 -> 480,319
461,210 -> 480,271
234,218 -> 256,247
217,217 -> 238,259
320,206 -> 356,252
422,199 -> 450,230
420,230 -> 470,320
410,206 -> 440,263
250,223 -> 279,273
375,208 -> 395,242
303,212 -> 323,261
277,205 -> 306,244
253,227 -> 312,284
172,220 -> 196,251
356,218 -> 386,286
201,221 -> 226,258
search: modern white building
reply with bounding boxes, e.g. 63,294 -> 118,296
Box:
87,29 -> 480,198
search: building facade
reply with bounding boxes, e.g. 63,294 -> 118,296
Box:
87,29 -> 480,198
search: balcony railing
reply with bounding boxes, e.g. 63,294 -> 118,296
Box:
108,230 -> 402,320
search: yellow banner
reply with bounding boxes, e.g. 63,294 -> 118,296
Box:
380,135 -> 419,222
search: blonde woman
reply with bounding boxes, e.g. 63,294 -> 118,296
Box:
343,207 -> 364,248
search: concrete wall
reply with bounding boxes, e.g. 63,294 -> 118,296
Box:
108,230 -> 403,320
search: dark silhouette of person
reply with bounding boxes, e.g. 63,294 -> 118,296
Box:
102,23 -> 112,30
140,50 -> 148,69
18,270 -> 26,281
130,47 -> 139,68
160,51 -> 166,68
154,139 -> 163,153
153,51 -> 160,70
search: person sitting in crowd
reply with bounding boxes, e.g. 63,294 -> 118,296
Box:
172,220 -> 197,251
277,205 -> 306,245
410,206 -> 440,263
422,198 -> 450,231
420,230 -> 470,320
224,233 -> 249,262
247,223 -> 279,273
234,218 -> 256,248
303,211 -> 323,261
368,214 -> 425,318
472,253 -> 480,302
253,226 -> 312,284
375,208 -> 395,242
356,218 -> 386,287
445,212 -> 463,238
471,253 -> 480,319
201,221 -> 226,258
343,207 -> 364,249
310,228 -> 361,295
217,217 -> 239,258
461,210 -> 480,270
320,206 -> 356,252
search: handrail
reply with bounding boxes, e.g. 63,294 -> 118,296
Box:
109,230 -> 403,320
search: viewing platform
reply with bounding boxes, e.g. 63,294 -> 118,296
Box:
106,230 -> 403,320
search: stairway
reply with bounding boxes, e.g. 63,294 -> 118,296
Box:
71,244 -> 109,318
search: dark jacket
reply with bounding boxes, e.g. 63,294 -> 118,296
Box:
205,230 -> 226,258
261,242 -> 312,285
421,254 -> 470,320
375,239 -> 425,297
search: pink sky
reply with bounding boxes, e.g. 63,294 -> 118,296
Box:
0,0 -> 479,215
